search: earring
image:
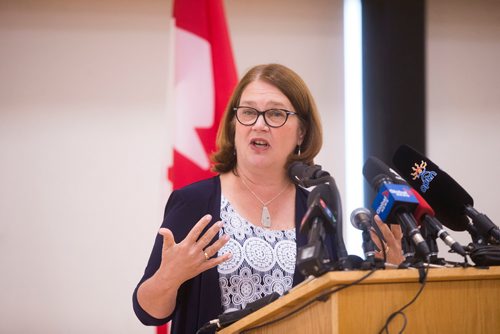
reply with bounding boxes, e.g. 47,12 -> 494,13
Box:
297,145 -> 301,156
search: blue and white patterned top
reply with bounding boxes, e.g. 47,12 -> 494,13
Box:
217,194 -> 296,313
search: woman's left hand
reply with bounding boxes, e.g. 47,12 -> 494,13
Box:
370,215 -> 405,266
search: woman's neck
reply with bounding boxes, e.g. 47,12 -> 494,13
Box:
236,164 -> 290,189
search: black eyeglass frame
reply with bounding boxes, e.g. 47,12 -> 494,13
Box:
233,106 -> 298,128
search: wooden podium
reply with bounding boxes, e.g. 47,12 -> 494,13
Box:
218,266 -> 500,334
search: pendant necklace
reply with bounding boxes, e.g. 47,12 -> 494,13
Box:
240,176 -> 289,228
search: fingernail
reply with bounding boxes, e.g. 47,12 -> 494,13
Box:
222,234 -> 229,241
227,252 -> 232,259
205,214 -> 212,220
217,221 -> 224,228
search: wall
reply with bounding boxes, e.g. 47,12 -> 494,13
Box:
1,0 -> 498,332
0,0 -> 343,332
426,0 -> 500,260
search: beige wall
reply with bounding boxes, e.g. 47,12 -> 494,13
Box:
0,0 -> 343,332
427,0 -> 500,260
1,0 -> 498,332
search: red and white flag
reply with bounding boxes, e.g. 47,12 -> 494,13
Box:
160,1 -> 237,332
167,0 -> 237,190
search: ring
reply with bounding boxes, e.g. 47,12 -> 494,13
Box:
204,251 -> 209,261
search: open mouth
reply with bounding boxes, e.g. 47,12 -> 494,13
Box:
251,139 -> 270,148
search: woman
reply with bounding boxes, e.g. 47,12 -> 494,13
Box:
133,63 -> 325,333
132,64 -> 401,333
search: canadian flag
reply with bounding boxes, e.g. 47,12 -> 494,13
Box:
161,0 -> 237,333
167,0 -> 237,190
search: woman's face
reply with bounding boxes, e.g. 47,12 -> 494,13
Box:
234,79 -> 304,172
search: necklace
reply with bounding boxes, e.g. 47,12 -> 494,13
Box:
240,176 -> 289,228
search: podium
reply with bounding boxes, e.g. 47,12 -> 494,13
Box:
218,266 -> 500,334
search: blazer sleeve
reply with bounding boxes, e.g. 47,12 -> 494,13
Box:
132,177 -> 221,327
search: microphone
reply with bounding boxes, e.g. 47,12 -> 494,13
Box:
410,188 -> 467,257
366,156 -> 466,257
392,144 -> 500,243
289,162 -> 350,269
296,184 -> 336,276
350,208 -> 377,262
363,157 -> 431,258
197,292 -> 280,332
288,161 -> 330,188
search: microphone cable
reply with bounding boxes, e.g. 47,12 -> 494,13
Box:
239,269 -> 377,334
378,260 -> 430,334
468,244 -> 500,266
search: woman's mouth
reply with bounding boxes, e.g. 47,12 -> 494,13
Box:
251,139 -> 270,149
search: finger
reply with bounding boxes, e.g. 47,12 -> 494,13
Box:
376,221 -> 398,244
159,228 -> 175,251
201,252 -> 232,271
390,224 -> 403,243
203,233 -> 230,258
369,229 -> 382,250
371,215 -> 387,244
196,221 -> 224,250
185,214 -> 213,243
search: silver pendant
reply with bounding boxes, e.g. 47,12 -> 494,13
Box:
261,206 -> 271,228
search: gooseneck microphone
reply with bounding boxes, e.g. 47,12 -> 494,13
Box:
363,157 -> 431,259
393,144 -> 500,243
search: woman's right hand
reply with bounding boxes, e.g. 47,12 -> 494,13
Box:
137,214 -> 231,319
156,214 -> 231,287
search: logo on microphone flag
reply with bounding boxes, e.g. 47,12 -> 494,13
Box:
167,0 -> 237,191
160,1 -> 237,334
410,160 -> 437,193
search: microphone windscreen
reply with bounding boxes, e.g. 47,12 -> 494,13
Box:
392,144 -> 472,231
362,156 -> 388,188
288,161 -> 308,185
410,188 -> 435,224
362,156 -> 407,188
288,161 -> 330,186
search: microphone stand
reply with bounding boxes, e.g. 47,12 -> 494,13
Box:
420,223 -> 447,266
398,225 -> 426,269
360,227 -> 385,270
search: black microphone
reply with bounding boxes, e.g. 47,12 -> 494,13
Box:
296,184 -> 336,276
289,162 -> 349,269
197,292 -> 280,332
288,161 -> 330,188
363,157 -> 431,258
367,156 -> 466,257
393,144 -> 500,243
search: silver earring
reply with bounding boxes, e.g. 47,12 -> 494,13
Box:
297,145 -> 301,156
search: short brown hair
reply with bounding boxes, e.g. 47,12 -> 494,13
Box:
211,64 -> 323,173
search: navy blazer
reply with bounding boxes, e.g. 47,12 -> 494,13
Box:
133,176 -> 334,334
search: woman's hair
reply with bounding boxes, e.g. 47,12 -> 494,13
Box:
211,63 -> 323,173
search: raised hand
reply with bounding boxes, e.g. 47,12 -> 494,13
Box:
137,214 -> 231,319
370,215 -> 405,265
157,214 -> 231,286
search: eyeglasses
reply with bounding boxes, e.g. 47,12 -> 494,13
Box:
233,106 -> 298,128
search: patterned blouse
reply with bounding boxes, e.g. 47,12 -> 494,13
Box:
217,194 -> 296,312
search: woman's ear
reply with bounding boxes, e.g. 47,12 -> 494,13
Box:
297,125 -> 306,146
